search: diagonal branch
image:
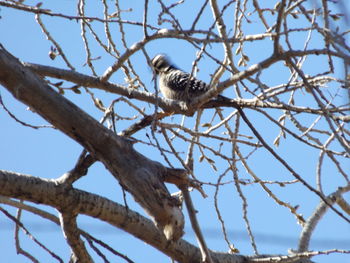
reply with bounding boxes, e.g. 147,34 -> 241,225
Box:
235,106 -> 350,224
298,185 -> 350,252
0,44 -> 184,241
0,206 -> 63,262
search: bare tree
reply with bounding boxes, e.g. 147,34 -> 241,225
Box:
0,0 -> 349,263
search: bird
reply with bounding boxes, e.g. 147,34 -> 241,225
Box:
151,54 -> 218,102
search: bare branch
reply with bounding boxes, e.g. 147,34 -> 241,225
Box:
0,93 -> 52,129
273,0 -> 287,54
56,151 -> 95,185
0,196 -> 135,263
236,106 -> 350,224
24,61 -> 349,117
0,45 -> 184,241
298,185 -> 350,252
1,1 -> 349,262
35,14 -> 75,70
0,206 -> 63,262
0,170 -> 251,263
59,212 -> 93,263
14,207 -> 40,263
181,186 -> 213,263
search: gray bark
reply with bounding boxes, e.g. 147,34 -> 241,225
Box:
0,44 -> 184,241
0,45 -> 313,263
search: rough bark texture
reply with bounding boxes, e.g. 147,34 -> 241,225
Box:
1,170 -> 311,263
0,170 -> 247,263
0,45 -> 315,263
0,45 -> 184,241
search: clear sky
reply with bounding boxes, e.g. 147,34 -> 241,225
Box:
0,1 -> 349,263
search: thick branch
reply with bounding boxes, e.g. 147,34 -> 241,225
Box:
0,170 -> 313,263
0,44 -> 183,241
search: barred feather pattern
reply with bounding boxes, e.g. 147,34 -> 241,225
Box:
151,54 -> 210,101
160,70 -> 209,100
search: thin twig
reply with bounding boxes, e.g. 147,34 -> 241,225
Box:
236,106 -> 350,224
0,207 -> 63,263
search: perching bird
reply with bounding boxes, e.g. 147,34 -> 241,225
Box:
151,54 -> 218,102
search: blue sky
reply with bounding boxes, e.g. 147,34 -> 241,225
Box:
0,1 -> 349,262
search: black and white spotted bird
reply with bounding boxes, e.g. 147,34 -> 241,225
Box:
151,54 -> 222,102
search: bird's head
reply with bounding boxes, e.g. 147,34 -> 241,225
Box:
151,54 -> 173,74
